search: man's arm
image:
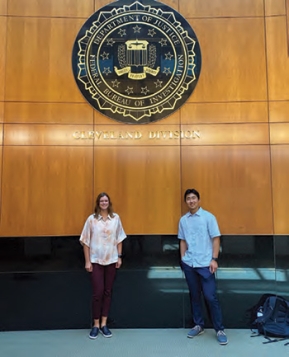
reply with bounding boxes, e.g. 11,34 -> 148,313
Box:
212,236 -> 220,259
180,239 -> 188,259
210,236 -> 220,273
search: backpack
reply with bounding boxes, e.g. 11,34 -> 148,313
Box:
247,293 -> 276,330
250,295 -> 289,345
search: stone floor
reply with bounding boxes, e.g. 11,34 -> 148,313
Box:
1,328 -> 289,357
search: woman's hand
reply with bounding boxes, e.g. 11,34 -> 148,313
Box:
85,261 -> 93,272
116,257 -> 122,269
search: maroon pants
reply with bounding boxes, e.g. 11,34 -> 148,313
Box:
91,263 -> 116,319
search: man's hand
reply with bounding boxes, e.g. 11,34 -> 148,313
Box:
209,259 -> 218,274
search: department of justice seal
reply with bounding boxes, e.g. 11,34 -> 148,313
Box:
72,0 -> 201,124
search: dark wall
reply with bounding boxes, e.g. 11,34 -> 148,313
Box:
0,235 -> 288,331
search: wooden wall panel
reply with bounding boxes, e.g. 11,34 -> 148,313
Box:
159,0 -> 179,11
0,16 -> 6,102
271,145 -> 289,234
1,4 -> 7,234
8,0 -> 94,17
3,124 -> 189,146
0,146 -> 93,236
93,146 -> 181,234
181,124 -> 269,145
94,112 -> 119,126
94,0 -> 179,12
4,124 -> 93,146
287,0 -> 289,55
91,124 -> 181,146
157,110 -> 180,125
181,102 -> 268,124
265,0 -> 286,15
94,108 -> 180,125
0,123 -> 3,145
270,123 -> 289,144
0,103 -> 3,124
181,146 -> 273,234
5,17 -> 86,102
179,0 -> 264,18
187,18 -> 267,102
5,103 -> 93,124
0,0 -> 7,14
269,101 -> 289,122
1,0 -> 289,236
266,17 -> 289,100
95,0 -> 113,11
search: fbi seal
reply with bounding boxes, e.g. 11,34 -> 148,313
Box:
72,0 -> 201,124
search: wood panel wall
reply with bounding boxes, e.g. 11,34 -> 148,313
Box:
0,0 -> 289,236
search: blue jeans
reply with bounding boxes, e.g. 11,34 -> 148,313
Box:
182,261 -> 224,331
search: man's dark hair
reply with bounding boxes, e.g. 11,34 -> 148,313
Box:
184,188 -> 200,201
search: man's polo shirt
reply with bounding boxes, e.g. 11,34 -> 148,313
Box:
178,207 -> 220,267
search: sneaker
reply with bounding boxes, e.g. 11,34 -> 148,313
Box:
187,325 -> 204,338
89,327 -> 99,339
100,325 -> 112,338
217,330 -> 228,345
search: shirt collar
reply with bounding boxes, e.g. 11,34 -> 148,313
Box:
187,207 -> 202,217
97,214 -> 113,221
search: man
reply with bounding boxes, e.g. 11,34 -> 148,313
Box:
178,188 -> 228,345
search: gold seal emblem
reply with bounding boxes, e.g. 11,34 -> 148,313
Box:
72,0 -> 201,124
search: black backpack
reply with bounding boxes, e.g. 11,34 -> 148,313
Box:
250,295 -> 289,345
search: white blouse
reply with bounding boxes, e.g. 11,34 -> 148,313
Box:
80,213 -> 126,265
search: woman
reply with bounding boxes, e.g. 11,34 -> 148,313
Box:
80,192 -> 126,339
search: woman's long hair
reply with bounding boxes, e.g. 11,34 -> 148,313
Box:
94,192 -> 115,217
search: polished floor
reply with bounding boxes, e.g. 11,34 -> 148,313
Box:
0,328 -> 288,357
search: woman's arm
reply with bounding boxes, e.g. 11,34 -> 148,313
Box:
116,242 -> 123,269
83,244 -> 93,272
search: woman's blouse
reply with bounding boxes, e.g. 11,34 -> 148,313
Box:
80,213 -> 126,265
